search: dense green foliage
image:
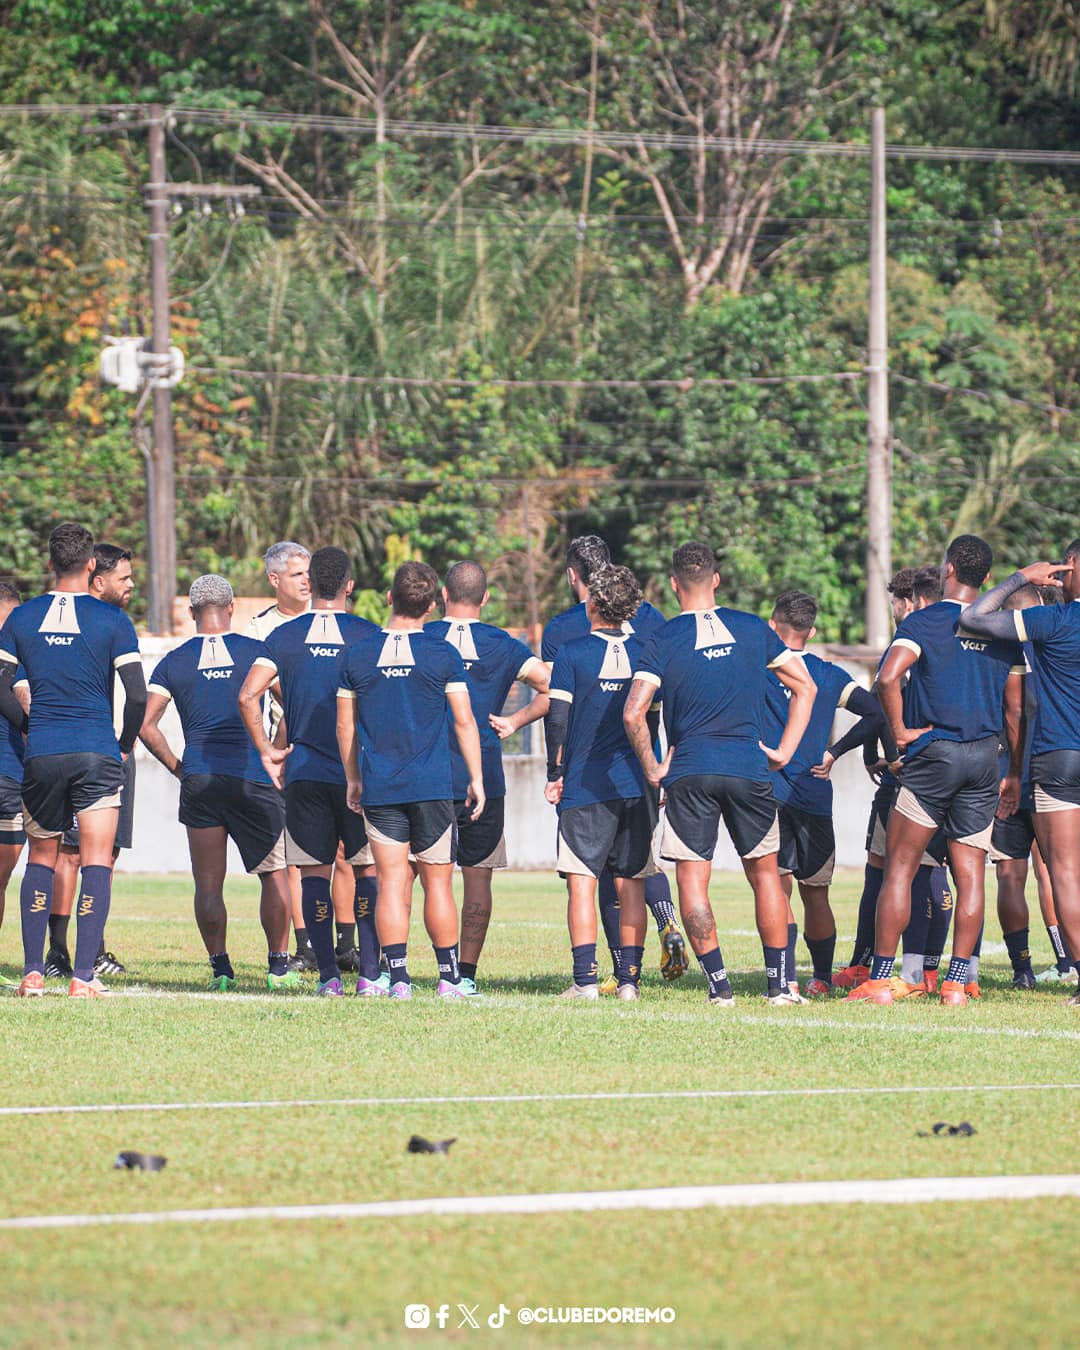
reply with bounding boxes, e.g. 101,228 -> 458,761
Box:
3,1 -> 1080,635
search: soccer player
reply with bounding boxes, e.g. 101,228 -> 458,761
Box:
545,565 -> 657,1000
337,561 -> 485,1000
239,546 -> 379,997
762,590 -> 884,995
0,583 -> 26,958
426,561 -> 550,992
140,575 -> 294,990
543,534 -> 687,987
45,542 -> 136,980
963,544 -> 1080,1004
850,534 -> 1025,1006
623,542 -> 817,1005
0,522 -> 146,997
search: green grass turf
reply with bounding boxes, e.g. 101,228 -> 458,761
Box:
0,868 -> 1078,1347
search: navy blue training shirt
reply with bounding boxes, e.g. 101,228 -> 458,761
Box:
426,618 -> 538,799
763,652 -> 860,815
549,630 -> 648,808
0,667 -> 27,783
634,606 -> 797,786
890,599 -> 1025,758
1016,601 -> 1080,757
542,599 -> 666,663
256,610 -> 379,786
149,633 -> 272,783
337,627 -> 469,806
0,592 -> 140,761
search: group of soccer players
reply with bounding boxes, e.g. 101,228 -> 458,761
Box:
0,520 -> 1077,1009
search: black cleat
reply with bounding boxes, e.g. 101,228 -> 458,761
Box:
1012,969 -> 1037,990
94,950 -> 127,977
44,947 -> 73,980
287,945 -> 318,974
335,945 -> 360,974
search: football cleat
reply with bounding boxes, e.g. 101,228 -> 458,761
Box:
437,978 -> 482,1000
832,964 -> 869,989
43,947 -> 73,980
707,990 -> 735,1008
939,979 -> 968,1007
335,945 -> 360,974
658,923 -> 688,981
805,977 -> 833,997
597,974 -> 618,996
387,981 -> 413,1000
923,968 -> 940,994
846,977 -> 894,1004
964,981 -> 981,1000
615,983 -> 640,1001
766,989 -> 806,1006
69,976 -> 110,998
1011,969 -> 1037,990
316,976 -> 344,997
17,971 -> 45,998
287,946 -> 318,974
267,970 -> 301,992
560,983 -> 599,1000
209,974 -> 238,992
890,977 -> 926,1001
355,973 -> 390,997
94,950 -> 127,977
1036,965 -> 1079,985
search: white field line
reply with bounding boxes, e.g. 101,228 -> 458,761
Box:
2,1174 -> 1079,1231
0,1081 -> 1076,1119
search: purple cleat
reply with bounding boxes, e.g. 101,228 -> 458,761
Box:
356,973 -> 390,997
437,978 -> 482,1000
388,981 -> 413,1000
316,977 -> 344,997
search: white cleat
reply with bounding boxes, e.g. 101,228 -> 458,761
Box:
560,983 -> 600,1000
615,983 -> 640,1001
766,989 -> 806,1006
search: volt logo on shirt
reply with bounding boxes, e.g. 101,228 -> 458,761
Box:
703,646 -> 733,660
308,646 -> 340,658
45,635 -> 74,647
382,667 -> 411,678
960,639 -> 988,652
600,681 -> 626,693
202,669 -> 232,681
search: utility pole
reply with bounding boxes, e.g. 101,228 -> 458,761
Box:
865,106 -> 891,650
145,105 -> 175,636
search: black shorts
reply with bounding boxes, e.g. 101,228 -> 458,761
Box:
21,752 -> 124,839
284,779 -> 371,867
455,796 -> 506,869
63,753 -> 136,851
0,773 -> 25,845
777,803 -> 835,886
864,779 -> 946,866
364,799 -> 456,864
990,808 -> 1036,863
1032,749 -> 1080,813
180,773 -> 286,874
896,737 -> 999,849
661,774 -> 778,862
556,795 -> 658,880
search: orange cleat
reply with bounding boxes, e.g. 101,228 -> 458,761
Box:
68,977 -> 111,999
846,977 -> 894,1004
939,979 -> 968,1007
889,977 -> 927,1000
964,982 -> 981,1000
805,977 -> 833,997
17,971 -> 45,998
833,964 -> 870,989
923,968 -> 939,994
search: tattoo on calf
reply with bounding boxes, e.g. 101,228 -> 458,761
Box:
682,905 -> 716,944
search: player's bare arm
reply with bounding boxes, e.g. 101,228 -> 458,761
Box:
335,692 -> 363,814
623,677 -> 668,785
138,692 -> 182,779
876,643 -> 930,749
760,654 -> 816,769
447,686 -> 485,820
238,662 -> 291,788
998,669 -> 1025,819
491,664 -> 552,739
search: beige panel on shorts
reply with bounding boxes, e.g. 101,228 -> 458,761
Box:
894,786 -> 937,829
659,811 -> 707,862
251,833 -> 287,875
1034,785 -> 1080,814
953,821 -> 994,853
556,828 -> 594,878
743,813 -> 780,860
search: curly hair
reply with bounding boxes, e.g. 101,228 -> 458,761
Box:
588,564 -> 643,627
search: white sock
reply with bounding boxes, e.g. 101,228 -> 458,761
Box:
968,955 -> 980,983
901,953 -> 924,985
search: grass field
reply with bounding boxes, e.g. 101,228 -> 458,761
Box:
1,867 -> 1078,1348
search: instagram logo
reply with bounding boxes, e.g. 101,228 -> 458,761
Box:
404,1304 -> 431,1329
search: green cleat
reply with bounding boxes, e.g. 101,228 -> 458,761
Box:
209,974 -> 239,992
267,969 -> 301,992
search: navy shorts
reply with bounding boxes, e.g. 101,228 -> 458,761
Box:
661,774 -> 778,862
21,752 -> 124,839
865,779 -> 946,865
455,796 -> 506,869
1032,749 -> 1080,813
0,773 -> 25,845
364,799 -> 456,865
63,753 -> 135,851
777,803 -> 835,886
180,773 -> 286,874
285,779 -> 371,867
895,737 -> 999,850
556,794 -> 657,880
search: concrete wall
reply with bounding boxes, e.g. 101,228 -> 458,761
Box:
116,650 -> 878,875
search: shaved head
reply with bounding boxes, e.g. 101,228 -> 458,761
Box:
444,561 -> 487,607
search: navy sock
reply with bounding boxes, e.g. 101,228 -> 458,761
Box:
300,876 -> 338,982
644,871 -> 678,934
619,945 -> 644,987
459,960 -> 477,981
1003,927 -> 1033,976
335,921 -> 355,951
786,921 -> 798,987
353,875 -> 380,980
20,863 -> 54,974
904,865 -> 933,953
434,943 -> 460,985
384,942 -> 410,986
946,955 -> 970,985
925,865 -> 952,967
1046,923 -> 1075,974
47,911 -> 70,952
268,950 -> 289,977
210,951 -> 234,979
73,865 -> 112,982
597,869 -> 622,977
806,933 -> 836,982
870,952 -> 895,981
763,944 -> 788,995
851,864 -> 882,966
699,946 -> 732,999
572,943 -> 598,986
